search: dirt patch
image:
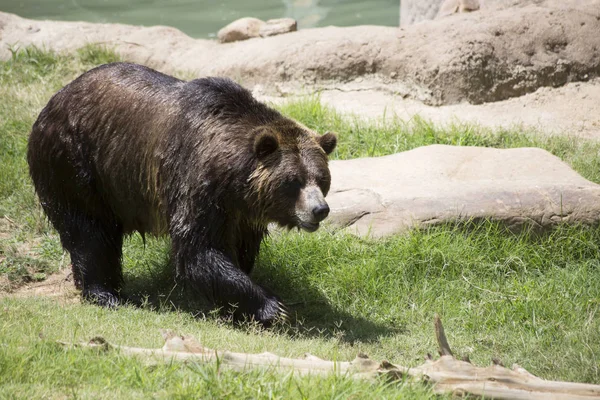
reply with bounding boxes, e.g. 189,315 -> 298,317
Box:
7,266 -> 80,303
0,217 -> 75,300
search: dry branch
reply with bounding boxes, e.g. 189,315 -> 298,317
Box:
59,317 -> 600,400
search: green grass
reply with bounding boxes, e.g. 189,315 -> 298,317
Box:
0,46 -> 599,398
0,45 -> 121,288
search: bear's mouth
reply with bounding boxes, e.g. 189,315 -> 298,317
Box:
299,221 -> 320,232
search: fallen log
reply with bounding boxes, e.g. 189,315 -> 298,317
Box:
58,315 -> 600,399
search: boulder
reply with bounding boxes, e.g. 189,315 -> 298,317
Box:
259,18 -> 297,37
217,17 -> 297,43
217,17 -> 265,43
1,0 -> 599,105
326,145 -> 600,237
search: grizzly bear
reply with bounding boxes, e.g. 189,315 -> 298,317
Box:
27,62 -> 336,326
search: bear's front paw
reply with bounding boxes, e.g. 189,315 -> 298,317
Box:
255,297 -> 290,328
82,284 -> 120,308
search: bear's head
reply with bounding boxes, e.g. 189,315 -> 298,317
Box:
248,120 -> 337,232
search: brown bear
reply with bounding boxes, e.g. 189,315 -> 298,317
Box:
27,62 -> 336,326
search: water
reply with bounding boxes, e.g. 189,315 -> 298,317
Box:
2,0 -> 399,39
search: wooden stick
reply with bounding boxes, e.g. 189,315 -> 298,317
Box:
58,318 -> 600,400
434,314 -> 453,356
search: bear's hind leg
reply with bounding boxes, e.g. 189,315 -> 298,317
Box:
55,210 -> 124,308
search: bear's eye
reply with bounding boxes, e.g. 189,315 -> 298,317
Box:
315,175 -> 330,191
281,177 -> 303,197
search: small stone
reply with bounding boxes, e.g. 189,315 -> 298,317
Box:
437,0 -> 481,19
217,17 -> 266,43
259,18 -> 297,38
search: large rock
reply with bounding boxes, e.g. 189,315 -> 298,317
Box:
217,17 -> 297,43
326,145 -> 600,237
217,17 -> 265,43
1,0 -> 599,105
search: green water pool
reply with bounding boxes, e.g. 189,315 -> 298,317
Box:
2,0 -> 400,38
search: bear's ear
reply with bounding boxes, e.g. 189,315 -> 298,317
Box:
317,131 -> 337,155
254,129 -> 279,159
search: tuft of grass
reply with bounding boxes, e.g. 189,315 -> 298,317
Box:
0,46 -> 68,85
77,43 -> 122,66
0,46 -> 599,398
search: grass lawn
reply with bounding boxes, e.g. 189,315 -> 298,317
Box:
0,46 -> 599,399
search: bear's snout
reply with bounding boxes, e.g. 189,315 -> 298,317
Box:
295,185 -> 330,232
312,203 -> 330,222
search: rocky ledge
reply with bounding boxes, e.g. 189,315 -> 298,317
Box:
1,0 -> 599,105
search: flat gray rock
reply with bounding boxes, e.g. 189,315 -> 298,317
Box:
326,145 -> 600,237
259,18 -> 297,38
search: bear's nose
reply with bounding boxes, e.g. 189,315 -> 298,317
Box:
312,203 -> 330,221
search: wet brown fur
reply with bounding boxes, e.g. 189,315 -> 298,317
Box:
27,62 -> 336,325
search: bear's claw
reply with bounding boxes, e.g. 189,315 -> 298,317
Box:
254,296 -> 290,327
277,301 -> 290,323
82,285 -> 120,308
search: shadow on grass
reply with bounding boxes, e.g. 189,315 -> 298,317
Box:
253,259 -> 401,343
121,250 -> 399,344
